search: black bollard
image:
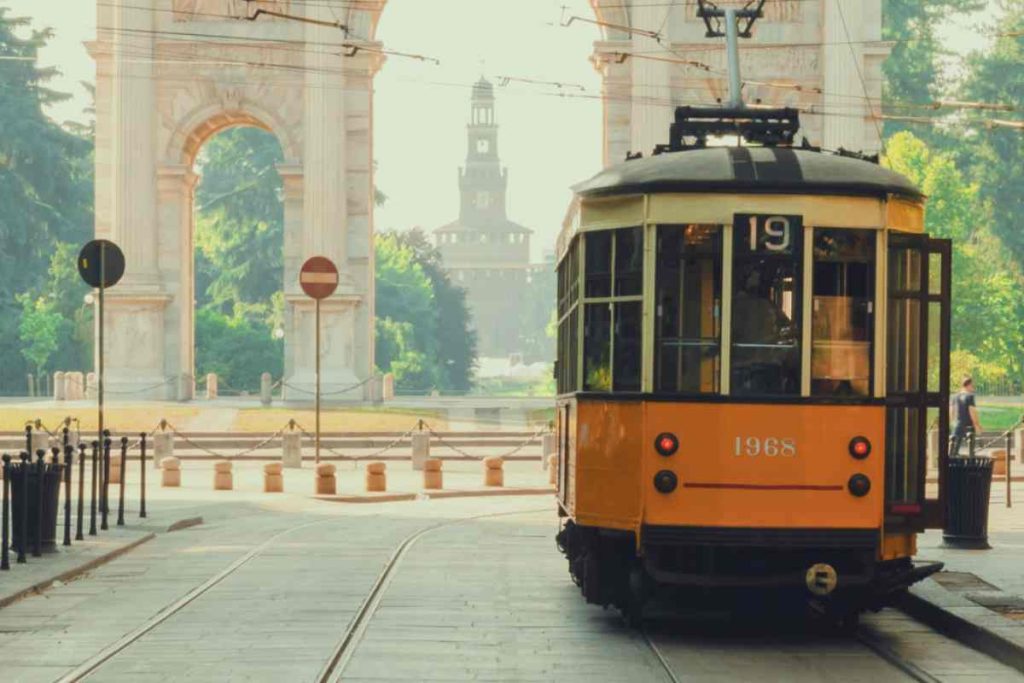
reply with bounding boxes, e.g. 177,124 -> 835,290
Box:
139,433 -> 147,519
17,452 -> 28,563
24,425 -> 31,456
76,443 -> 85,541
89,441 -> 98,537
1,454 -> 10,570
33,450 -> 45,557
64,446 -> 73,546
101,437 -> 111,531
117,437 -> 127,527
63,426 -> 70,452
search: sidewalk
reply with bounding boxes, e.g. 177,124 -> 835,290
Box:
906,482 -> 1024,673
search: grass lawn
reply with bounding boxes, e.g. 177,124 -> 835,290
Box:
0,406 -> 201,433
231,407 -> 449,432
976,403 -> 1024,433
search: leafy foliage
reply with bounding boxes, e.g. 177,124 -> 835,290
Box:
0,9 -> 92,391
195,308 -> 283,393
886,132 -> 1024,381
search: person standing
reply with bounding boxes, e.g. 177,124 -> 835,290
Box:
950,377 -> 983,457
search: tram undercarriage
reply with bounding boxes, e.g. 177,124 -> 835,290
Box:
556,520 -> 942,625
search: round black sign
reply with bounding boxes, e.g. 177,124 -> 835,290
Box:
77,240 -> 125,289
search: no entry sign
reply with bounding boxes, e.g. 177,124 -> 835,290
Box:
300,256 -> 339,300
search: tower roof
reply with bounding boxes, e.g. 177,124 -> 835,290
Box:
472,76 -> 494,101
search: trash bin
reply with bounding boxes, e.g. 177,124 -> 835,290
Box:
9,460 -> 63,554
943,455 -> 994,549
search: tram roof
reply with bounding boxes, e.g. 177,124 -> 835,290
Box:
573,147 -> 923,201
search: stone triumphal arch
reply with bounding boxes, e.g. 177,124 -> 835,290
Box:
91,1 -> 884,400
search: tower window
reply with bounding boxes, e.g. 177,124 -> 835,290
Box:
477,139 -> 490,153
476,191 -> 490,209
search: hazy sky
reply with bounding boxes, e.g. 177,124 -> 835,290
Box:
1,0 -> 999,261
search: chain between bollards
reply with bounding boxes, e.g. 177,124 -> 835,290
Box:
1,454 -> 10,571
139,433 -> 147,519
64,445 -> 73,546
89,441 -> 98,537
117,437 -> 127,527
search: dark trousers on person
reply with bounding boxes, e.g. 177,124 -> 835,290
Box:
950,427 -> 973,458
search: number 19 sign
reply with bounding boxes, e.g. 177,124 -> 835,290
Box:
735,214 -> 802,255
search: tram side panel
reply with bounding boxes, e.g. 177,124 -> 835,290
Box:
642,403 -> 885,531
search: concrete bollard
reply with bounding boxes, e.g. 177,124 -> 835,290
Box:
206,373 -> 218,400
483,457 -> 504,487
260,372 -> 272,406
155,431 -> 173,469
27,373 -> 35,398
365,462 -> 386,492
541,432 -> 556,471
992,449 -> 1008,477
282,431 -> 302,468
423,458 -> 443,490
315,463 -> 337,495
548,454 -> 557,486
161,457 -> 181,487
109,453 -> 122,485
63,373 -> 76,401
213,460 -> 233,491
53,372 -> 66,401
263,462 -> 284,493
411,432 -> 430,471
382,373 -> 395,401
30,429 -> 49,455
927,429 -> 939,471
70,372 -> 85,400
86,372 -> 98,400
1015,427 -> 1024,463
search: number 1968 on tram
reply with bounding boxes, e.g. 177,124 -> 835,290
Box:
553,108 -> 950,625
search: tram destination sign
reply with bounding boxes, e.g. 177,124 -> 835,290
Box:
734,214 -> 803,256
299,256 -> 339,300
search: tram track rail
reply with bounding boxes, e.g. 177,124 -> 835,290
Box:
56,506 -> 551,683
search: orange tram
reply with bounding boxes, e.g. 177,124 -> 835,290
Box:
553,108 -> 951,625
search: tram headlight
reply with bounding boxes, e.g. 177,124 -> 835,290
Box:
849,436 -> 872,460
653,470 -> 678,494
654,432 -> 679,457
848,474 -> 871,497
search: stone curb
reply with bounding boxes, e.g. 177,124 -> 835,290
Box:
900,578 -> 1024,674
316,487 -> 554,505
0,532 -> 155,610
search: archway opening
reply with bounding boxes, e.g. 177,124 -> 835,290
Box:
372,0 -> 601,395
192,125 -> 286,396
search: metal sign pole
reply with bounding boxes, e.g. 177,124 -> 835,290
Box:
315,297 -> 321,465
98,245 -> 105,456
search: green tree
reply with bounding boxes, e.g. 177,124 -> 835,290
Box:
881,0 -> 985,139
194,127 -> 284,319
0,9 -> 93,391
388,229 -> 478,391
959,2 -> 1024,268
194,308 -> 283,393
885,132 -> 1023,379
17,294 -> 63,377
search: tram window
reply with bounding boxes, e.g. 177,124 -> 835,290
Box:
556,240 -> 581,394
655,225 -> 722,394
615,227 -> 643,296
887,298 -> 922,393
890,248 -> 922,292
585,231 -> 612,298
886,407 -> 923,504
583,303 -> 612,391
811,229 -> 875,397
613,302 -> 642,391
731,215 -> 803,396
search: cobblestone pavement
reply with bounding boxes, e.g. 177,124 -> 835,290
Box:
1,496 -> 1019,682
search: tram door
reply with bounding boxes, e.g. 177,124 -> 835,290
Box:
885,234 -> 952,530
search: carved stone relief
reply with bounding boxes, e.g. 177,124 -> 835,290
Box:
172,0 -> 288,22
680,0 -> 803,23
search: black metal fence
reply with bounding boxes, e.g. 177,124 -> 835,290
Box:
1,425 -> 147,571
